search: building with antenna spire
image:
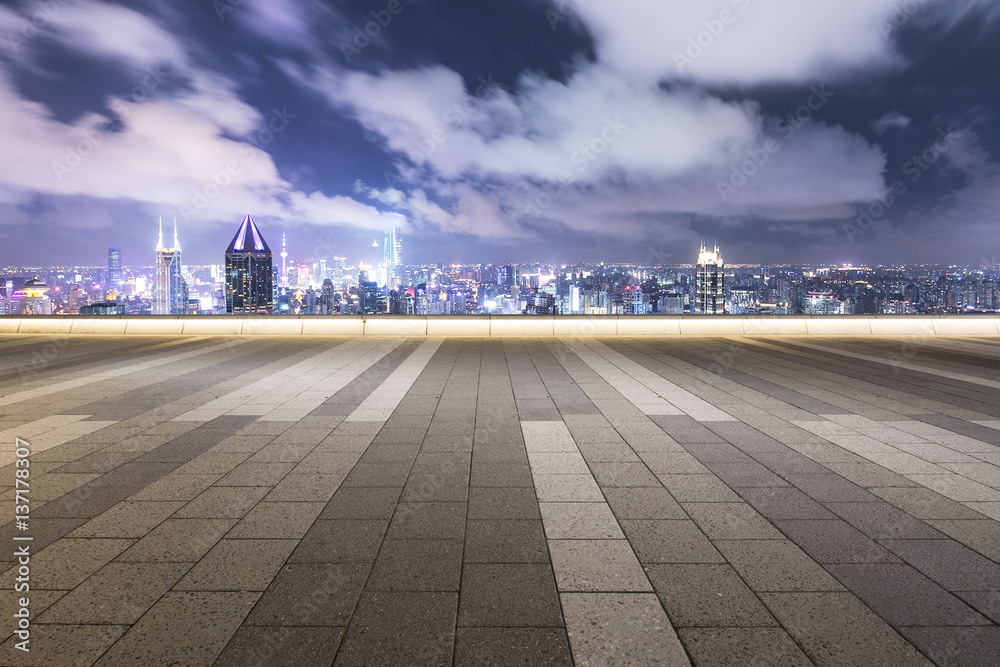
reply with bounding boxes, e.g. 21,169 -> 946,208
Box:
152,218 -> 187,315
225,214 -> 274,314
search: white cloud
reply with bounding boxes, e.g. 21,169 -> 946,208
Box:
872,112 -> 912,135
293,58 -> 887,239
0,1 -> 404,237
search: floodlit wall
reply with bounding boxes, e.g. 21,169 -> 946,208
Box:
1,315 -> 998,336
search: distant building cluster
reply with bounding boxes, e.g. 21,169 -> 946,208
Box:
3,230 -> 1000,317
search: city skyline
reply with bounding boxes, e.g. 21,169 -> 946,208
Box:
1,1 -> 998,267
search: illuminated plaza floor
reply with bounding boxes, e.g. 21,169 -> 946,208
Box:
1,334 -> 998,665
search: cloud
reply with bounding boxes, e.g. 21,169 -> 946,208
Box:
564,0 -> 991,86
290,58 -> 886,239
872,112 -> 912,135
0,1 -> 404,238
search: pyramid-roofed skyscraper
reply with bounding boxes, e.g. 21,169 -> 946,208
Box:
225,214 -> 273,314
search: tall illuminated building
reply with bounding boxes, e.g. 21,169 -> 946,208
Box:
280,231 -> 289,291
695,243 -> 725,314
225,214 -> 274,314
152,218 -> 187,315
107,247 -> 123,287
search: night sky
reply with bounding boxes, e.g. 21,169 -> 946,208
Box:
1,0 -> 998,267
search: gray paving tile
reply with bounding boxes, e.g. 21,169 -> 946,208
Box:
387,502 -> 467,540
458,564 -> 563,626
760,592 -> 932,667
465,520 -> 549,563
603,487 -> 687,520
215,627 -> 345,667
736,486 -> 837,520
246,563 -> 368,625
620,520 -> 725,564
781,473 -> 880,502
35,561 -> 191,624
454,627 -> 572,667
899,627 -> 1000,667
826,563 -> 991,626
878,539 -> 1000,591
714,540 -> 844,592
677,627 -> 812,667
174,539 -> 297,591
824,501 -> 945,540
0,624 -> 127,667
319,487 -> 400,520
560,592 -> 688,666
334,592 -> 458,665
647,563 -> 777,627
683,502 -> 785,540
369,539 -> 463,591
116,518 -> 235,563
774,518 -> 901,564
469,487 -> 539,520
93,591 -> 259,667
290,519 -> 388,563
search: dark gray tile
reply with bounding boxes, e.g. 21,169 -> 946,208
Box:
319,488 -> 400,520
369,540 -> 463,591
760,592 -> 931,667
703,462 -> 788,488
387,502 -> 467,540
215,626 -> 345,667
454,627 -> 572,667
464,520 -> 548,563
246,563 -> 368,625
879,539 -> 1000,591
774,520 -> 901,564
826,563 -> 990,627
677,628 -> 812,667
290,520 -> 387,563
647,564 -> 777,628
620,520 -> 725,564
470,462 -> 533,487
468,487 -> 539,520
335,592 -> 458,666
899,626 -> 1000,667
458,564 -> 562,627
825,502 -> 945,540
736,487 -> 836,521
782,473 -> 880,502
341,462 -> 411,487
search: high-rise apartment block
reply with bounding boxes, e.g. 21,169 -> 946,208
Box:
695,243 -> 725,314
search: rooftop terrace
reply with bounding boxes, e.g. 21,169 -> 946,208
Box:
1,329 -> 998,665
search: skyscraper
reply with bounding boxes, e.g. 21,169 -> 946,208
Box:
695,243 -> 724,314
107,247 -> 122,287
152,219 -> 187,315
225,214 -> 274,314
